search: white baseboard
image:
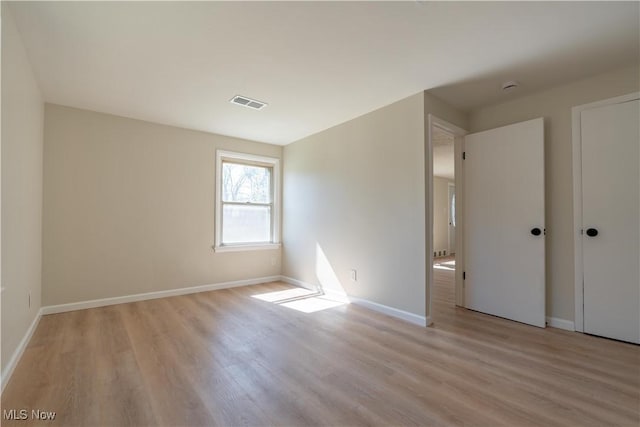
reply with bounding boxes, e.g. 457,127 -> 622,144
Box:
546,316 -> 575,331
280,275 -> 427,327
280,276 -> 350,303
41,275 -> 281,315
318,287 -> 352,303
1,308 -> 43,392
349,295 -> 428,327
278,275 -> 319,292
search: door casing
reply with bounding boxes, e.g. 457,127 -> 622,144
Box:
427,115 -> 467,320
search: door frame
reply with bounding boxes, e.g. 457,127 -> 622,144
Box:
447,182 -> 456,255
427,114 -> 467,322
571,91 -> 640,333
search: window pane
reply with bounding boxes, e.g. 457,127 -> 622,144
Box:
222,204 -> 271,244
222,162 -> 271,203
451,193 -> 456,227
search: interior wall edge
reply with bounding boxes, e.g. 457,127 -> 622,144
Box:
1,2 -> 45,375
0,307 -> 42,393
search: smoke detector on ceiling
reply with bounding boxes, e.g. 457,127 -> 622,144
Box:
502,81 -> 519,92
230,95 -> 268,110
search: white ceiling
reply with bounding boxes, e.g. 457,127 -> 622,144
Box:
8,1 -> 639,145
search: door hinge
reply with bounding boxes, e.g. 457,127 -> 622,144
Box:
463,271 -> 466,280
462,151 -> 466,160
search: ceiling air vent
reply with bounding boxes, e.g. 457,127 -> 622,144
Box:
230,95 -> 268,110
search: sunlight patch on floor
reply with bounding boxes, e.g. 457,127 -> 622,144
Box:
252,288 -> 348,313
434,259 -> 456,271
280,297 -> 347,313
252,287 -> 317,303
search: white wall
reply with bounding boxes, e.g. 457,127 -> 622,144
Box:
1,5 -> 44,375
433,176 -> 453,255
282,91 -> 467,319
282,93 -> 427,316
42,105 -> 282,306
468,65 -> 640,322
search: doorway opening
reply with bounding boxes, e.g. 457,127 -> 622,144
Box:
432,125 -> 457,316
427,115 -> 467,324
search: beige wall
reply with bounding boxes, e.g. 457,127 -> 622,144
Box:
42,105 -> 282,306
433,176 -> 453,255
282,93 -> 427,316
468,65 -> 640,322
1,5 -> 44,375
282,91 -> 467,318
424,92 -> 469,132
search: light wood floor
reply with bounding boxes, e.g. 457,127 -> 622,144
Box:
2,263 -> 639,426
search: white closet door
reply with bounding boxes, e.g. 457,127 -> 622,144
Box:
464,118 -> 546,327
582,99 -> 639,344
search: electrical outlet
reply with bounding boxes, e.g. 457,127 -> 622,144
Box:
271,256 -> 277,266
350,269 -> 357,282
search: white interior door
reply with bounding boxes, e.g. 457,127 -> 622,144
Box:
463,118 -> 545,327
581,99 -> 639,344
448,184 -> 456,254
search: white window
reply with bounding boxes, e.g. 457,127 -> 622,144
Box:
215,150 -> 280,252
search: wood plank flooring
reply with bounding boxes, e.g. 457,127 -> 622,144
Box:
2,263 -> 639,426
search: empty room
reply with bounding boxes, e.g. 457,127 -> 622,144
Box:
1,1 -> 639,426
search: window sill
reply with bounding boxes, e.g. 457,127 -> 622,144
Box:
213,243 -> 281,253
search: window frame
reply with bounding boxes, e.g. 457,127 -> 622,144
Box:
214,150 -> 281,252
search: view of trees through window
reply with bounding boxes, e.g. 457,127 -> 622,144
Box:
221,162 -> 272,244
222,162 -> 271,203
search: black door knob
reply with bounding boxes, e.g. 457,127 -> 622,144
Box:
586,228 -> 598,237
531,227 -> 542,236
